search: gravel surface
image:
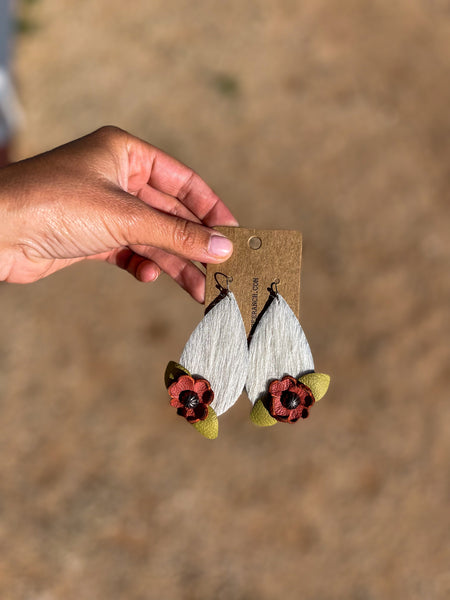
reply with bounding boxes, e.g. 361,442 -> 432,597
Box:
1,1 -> 449,598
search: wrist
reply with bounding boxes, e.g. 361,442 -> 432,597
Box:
0,166 -> 22,280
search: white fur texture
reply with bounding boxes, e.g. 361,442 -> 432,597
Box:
246,294 -> 314,404
180,292 -> 248,416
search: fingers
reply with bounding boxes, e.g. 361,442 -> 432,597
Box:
112,246 -> 206,302
132,246 -> 206,303
115,248 -> 161,283
136,185 -> 202,224
118,195 -> 234,264
126,136 -> 239,227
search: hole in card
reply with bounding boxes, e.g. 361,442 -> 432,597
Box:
248,236 -> 262,250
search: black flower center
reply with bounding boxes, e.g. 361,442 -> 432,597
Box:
179,390 -> 200,409
281,390 -> 300,410
304,395 -> 313,407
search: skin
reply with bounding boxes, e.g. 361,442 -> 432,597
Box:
0,126 -> 238,302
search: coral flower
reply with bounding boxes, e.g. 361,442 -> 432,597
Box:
168,374 -> 214,423
268,375 -> 315,423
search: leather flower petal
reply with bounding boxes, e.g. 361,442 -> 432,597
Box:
168,375 -> 213,424
268,375 -> 296,398
268,375 -> 315,423
193,379 -> 214,405
168,375 -> 196,408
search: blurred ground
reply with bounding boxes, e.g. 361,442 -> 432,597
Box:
0,0 -> 449,598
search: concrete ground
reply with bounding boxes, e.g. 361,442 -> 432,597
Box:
0,1 -> 449,598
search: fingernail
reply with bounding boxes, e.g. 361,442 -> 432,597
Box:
208,235 -> 233,258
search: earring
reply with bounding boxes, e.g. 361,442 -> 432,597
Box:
246,280 -> 330,426
165,274 -> 248,439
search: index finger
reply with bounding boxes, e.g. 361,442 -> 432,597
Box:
127,136 -> 239,227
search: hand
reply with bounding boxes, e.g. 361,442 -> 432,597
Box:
0,126 -> 238,302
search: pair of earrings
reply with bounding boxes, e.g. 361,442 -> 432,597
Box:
164,275 -> 330,439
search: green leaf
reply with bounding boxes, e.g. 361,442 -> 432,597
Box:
193,406 -> 218,439
250,399 -> 277,427
164,361 -> 191,388
299,373 -> 330,401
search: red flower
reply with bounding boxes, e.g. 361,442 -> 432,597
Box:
268,375 -> 315,423
168,374 -> 214,423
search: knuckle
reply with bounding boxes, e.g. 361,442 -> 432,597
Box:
94,125 -> 127,144
178,170 -> 196,201
172,218 -> 198,254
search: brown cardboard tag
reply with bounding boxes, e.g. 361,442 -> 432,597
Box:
205,227 -> 302,336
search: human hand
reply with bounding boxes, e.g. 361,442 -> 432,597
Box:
0,126 -> 238,302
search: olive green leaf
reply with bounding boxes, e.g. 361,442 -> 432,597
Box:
298,372 -> 330,401
193,406 -> 219,439
250,398 -> 277,427
164,361 -> 191,388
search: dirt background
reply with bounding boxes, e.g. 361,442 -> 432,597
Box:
1,0 -> 449,598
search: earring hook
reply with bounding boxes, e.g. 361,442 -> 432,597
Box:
214,272 -> 233,294
269,278 -> 280,296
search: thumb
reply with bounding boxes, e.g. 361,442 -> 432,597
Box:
117,196 -> 234,263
